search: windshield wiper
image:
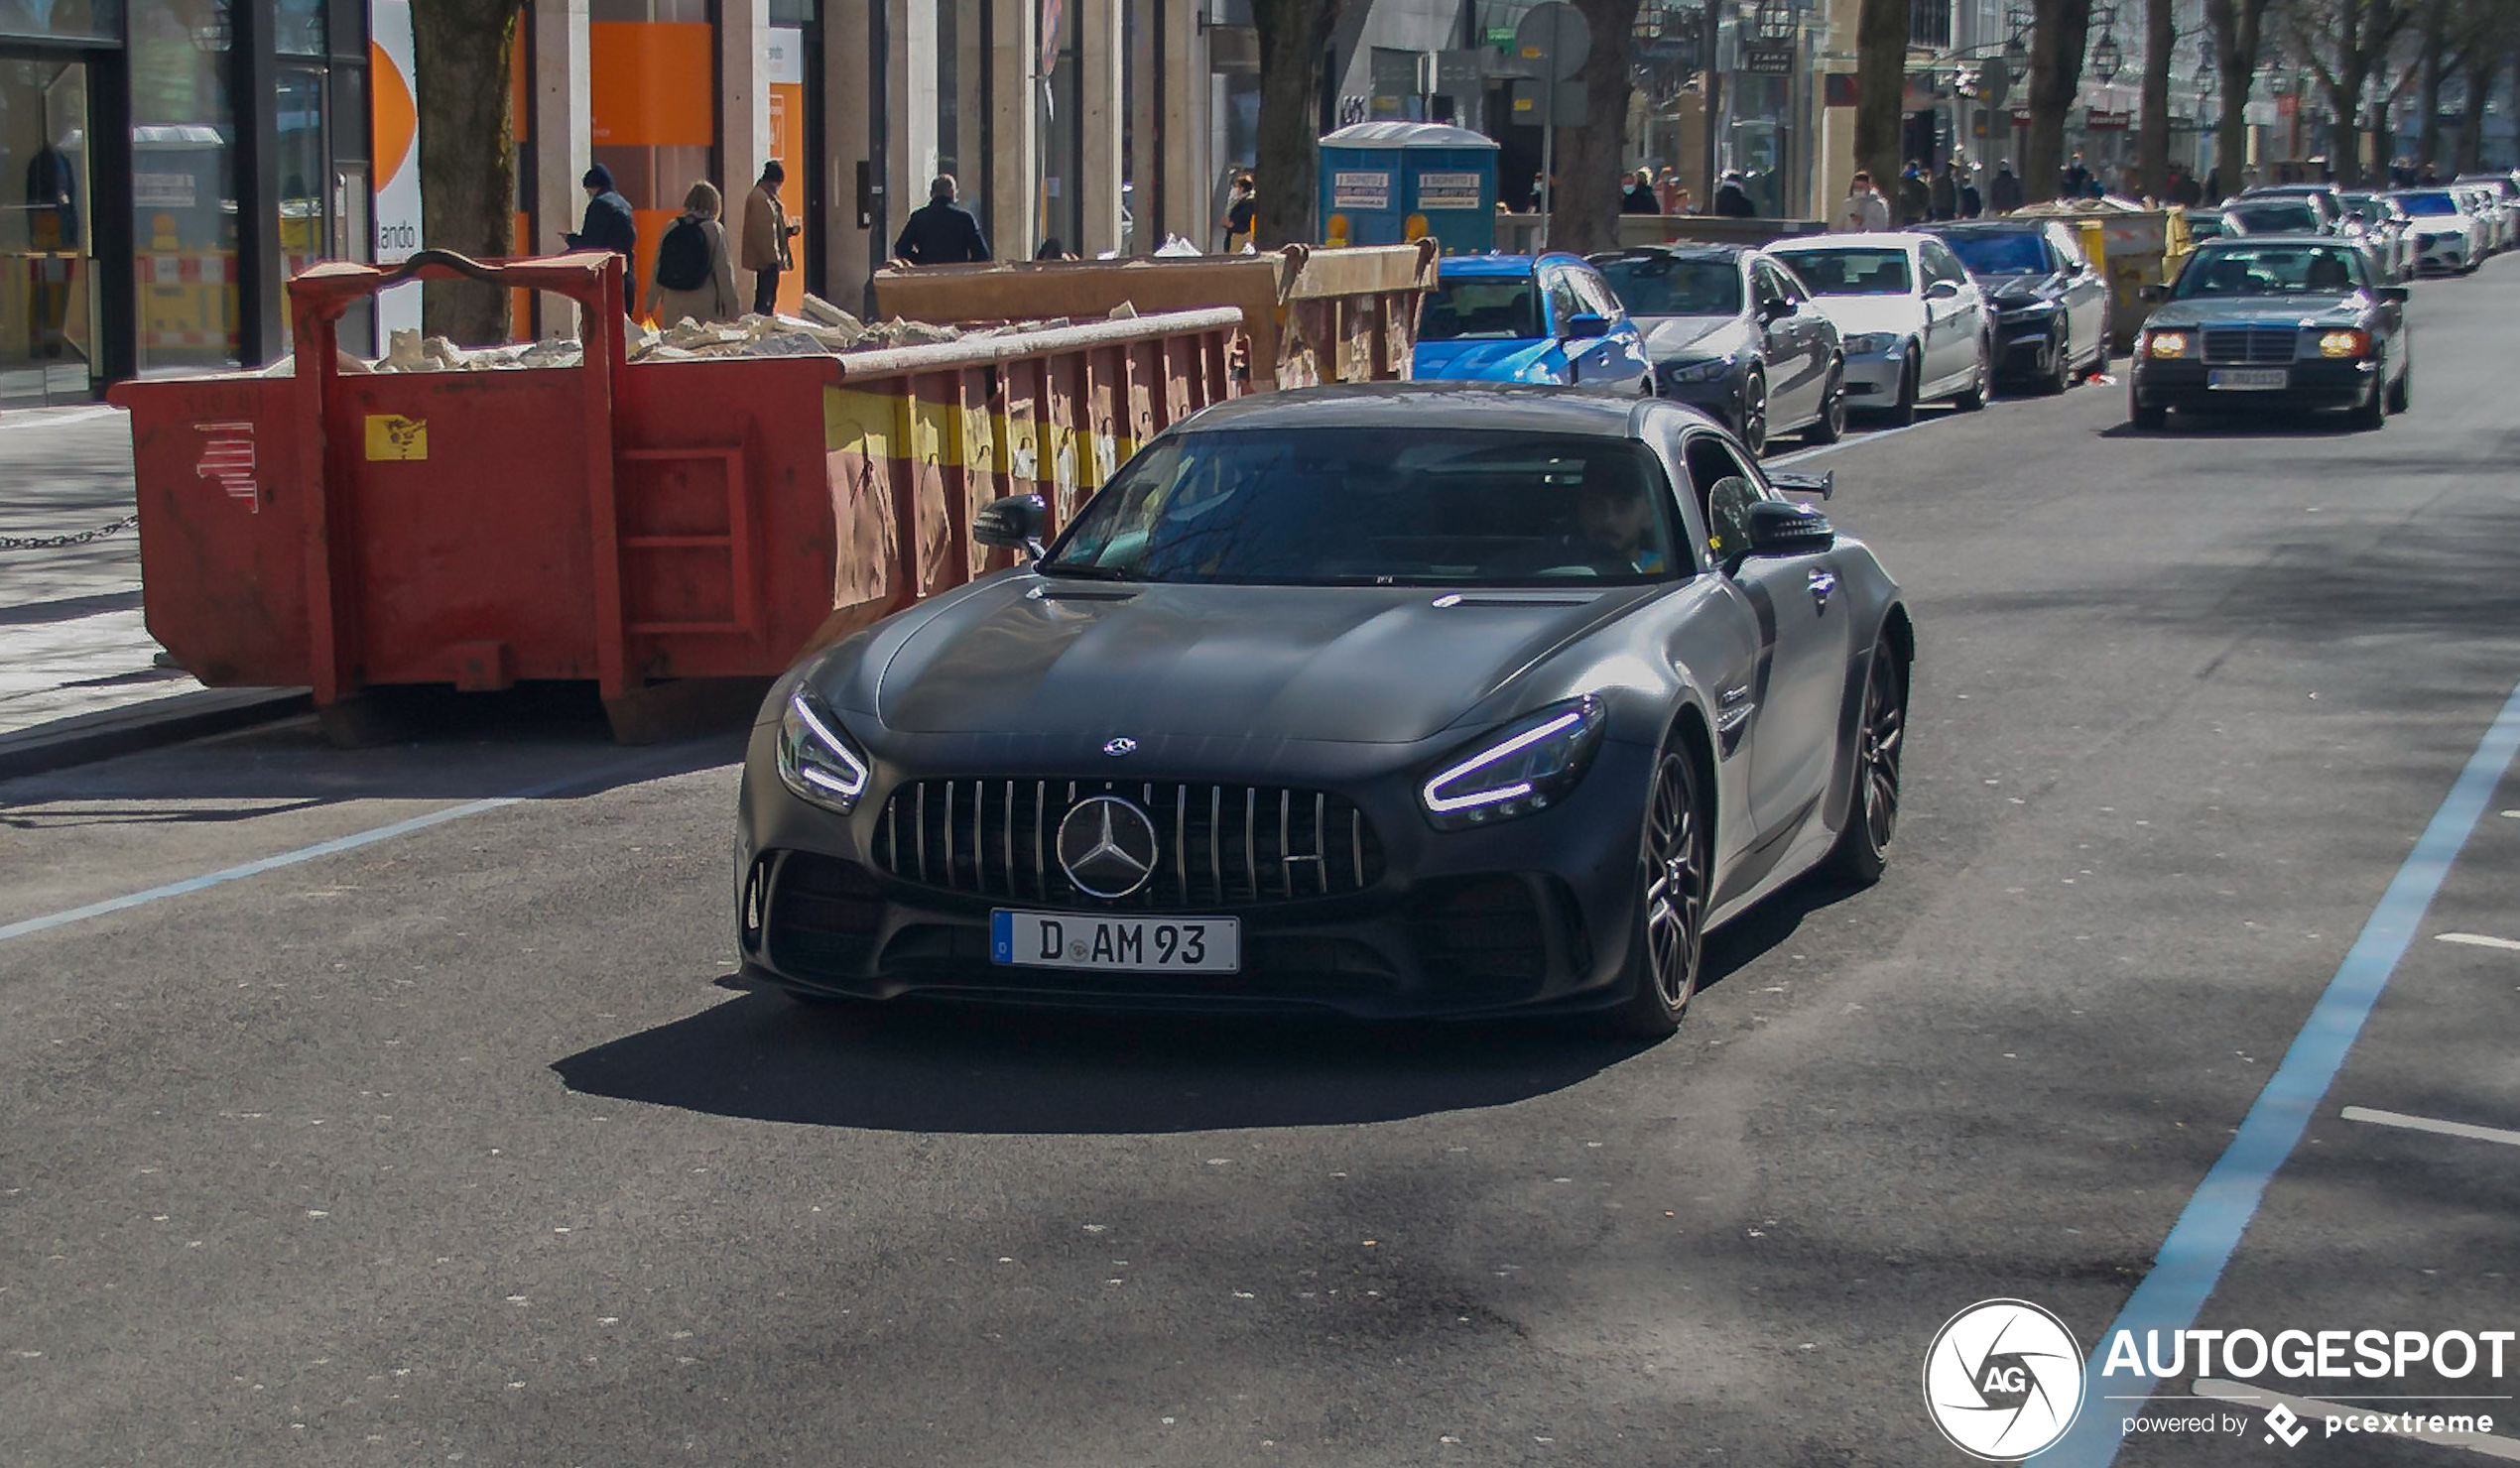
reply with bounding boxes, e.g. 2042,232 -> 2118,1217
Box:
1036,561 -> 1136,581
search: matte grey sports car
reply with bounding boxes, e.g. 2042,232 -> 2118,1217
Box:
734,386 -> 1914,1036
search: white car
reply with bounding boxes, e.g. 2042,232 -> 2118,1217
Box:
1768,232 -> 1991,424
2454,182 -> 2513,253
2385,189 -> 2487,275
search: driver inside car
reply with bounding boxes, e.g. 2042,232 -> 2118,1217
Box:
1494,460 -> 1673,578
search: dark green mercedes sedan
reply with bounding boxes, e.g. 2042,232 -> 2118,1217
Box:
2127,235 -> 2413,431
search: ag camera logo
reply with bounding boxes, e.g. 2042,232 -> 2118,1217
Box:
1924,1298 -> 2087,1460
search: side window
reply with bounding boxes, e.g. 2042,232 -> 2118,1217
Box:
1771,264 -> 1810,306
1544,270 -> 1584,333
1751,263 -> 1789,312
1573,268 -> 1624,321
2050,226 -> 2086,271
1682,431 -> 1767,560
1924,241 -> 1967,286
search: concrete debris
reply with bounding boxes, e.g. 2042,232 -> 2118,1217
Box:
1108,301 -> 1139,319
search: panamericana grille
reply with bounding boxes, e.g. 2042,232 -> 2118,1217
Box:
2202,326 -> 2298,364
875,779 -> 1386,908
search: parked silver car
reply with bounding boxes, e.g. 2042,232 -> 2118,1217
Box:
1767,232 -> 1992,425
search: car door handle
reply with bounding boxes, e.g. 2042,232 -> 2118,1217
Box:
1808,568 -> 1836,611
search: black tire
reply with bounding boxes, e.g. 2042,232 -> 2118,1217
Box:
1882,353 -> 1920,426
1822,636 -> 1907,886
2039,328 -> 2073,395
2130,398 -> 2168,430
2350,362 -> 2388,430
2386,361 -> 2411,414
1805,362 -> 1847,444
1737,368 -> 1769,455
1604,744 -> 1710,1040
1953,335 -> 1989,411
2085,308 -> 2113,379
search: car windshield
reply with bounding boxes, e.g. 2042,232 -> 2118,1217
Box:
1775,248 -> 1912,295
1942,231 -> 2051,275
2173,243 -> 2367,299
2187,212 -> 2228,239
1595,255 -> 1743,316
1041,428 -> 1684,587
2227,201 -> 2320,232
1420,278 -> 1544,340
2392,190 -> 2457,216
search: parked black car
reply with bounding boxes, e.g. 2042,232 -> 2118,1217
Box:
1923,219 -> 2111,393
2129,235 -> 2412,431
1589,244 -> 1846,455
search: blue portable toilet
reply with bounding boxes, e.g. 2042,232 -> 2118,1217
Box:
1317,122 -> 1499,256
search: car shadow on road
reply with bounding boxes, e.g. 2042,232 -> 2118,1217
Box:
2094,411 -> 2372,439
552,987 -> 1671,1135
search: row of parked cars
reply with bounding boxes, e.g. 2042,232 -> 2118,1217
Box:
2192,174 -> 2520,279
1413,216 -> 2113,453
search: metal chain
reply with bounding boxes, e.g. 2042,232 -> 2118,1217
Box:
0,513 -> 140,551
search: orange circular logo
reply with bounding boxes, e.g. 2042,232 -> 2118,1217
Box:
370,40 -> 417,184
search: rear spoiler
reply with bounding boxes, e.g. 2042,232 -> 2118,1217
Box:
1768,468 -> 1833,500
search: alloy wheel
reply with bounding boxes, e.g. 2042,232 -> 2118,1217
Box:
1641,753 -> 1708,1012
1856,651 -> 1904,852
1739,372 -> 1769,455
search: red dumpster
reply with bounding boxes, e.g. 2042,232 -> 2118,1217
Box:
109,250 -> 1241,738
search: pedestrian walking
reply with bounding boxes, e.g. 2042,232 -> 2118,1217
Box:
1221,174 -> 1256,251
1714,171 -> 1756,218
1655,167 -> 1683,214
2205,166 -> 2223,200
1958,173 -> 1983,218
1526,173 -> 1549,213
562,163 -> 636,264
891,174 -> 992,267
649,180 -> 740,327
740,161 -> 800,315
1621,167 -> 1661,214
2059,151 -> 2092,200
1836,171 -> 1891,233
1990,160 -> 2024,213
1897,162 -> 1931,225
1930,160 -> 1958,221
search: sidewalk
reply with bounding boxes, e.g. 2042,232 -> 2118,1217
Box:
0,406 -> 266,751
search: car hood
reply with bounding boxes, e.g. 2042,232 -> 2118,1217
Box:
1986,272 -> 2067,306
2144,294 -> 2369,326
1413,336 -> 1557,381
861,577 -> 1658,743
1639,314 -> 1749,359
1801,294 -> 1922,337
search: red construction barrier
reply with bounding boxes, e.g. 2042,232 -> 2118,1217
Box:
109,250 -> 1241,735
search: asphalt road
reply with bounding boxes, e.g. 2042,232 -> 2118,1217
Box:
6,262 -> 2520,1467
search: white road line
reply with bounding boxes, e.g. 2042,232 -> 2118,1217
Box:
0,405 -> 119,432
2341,1106 -> 2520,1149
2438,932 -> 2520,952
2501,809 -> 2519,818
1767,412 -> 1953,466
2196,1379 -> 2520,1459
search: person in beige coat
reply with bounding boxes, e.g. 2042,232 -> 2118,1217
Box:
741,161 -> 799,315
649,181 -> 740,327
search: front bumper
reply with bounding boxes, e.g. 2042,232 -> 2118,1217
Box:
2130,357 -> 2379,412
1990,310 -> 2064,377
2416,235 -> 2469,272
1655,364 -> 1749,431
733,722 -> 1659,1020
1838,346 -> 1907,403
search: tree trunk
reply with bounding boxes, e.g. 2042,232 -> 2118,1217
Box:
2454,53 -> 2497,170
410,0 -> 525,345
1250,0 -> 1342,250
2025,0 -> 2094,201
2138,0 -> 2175,197
2207,0 -> 2267,198
2415,0 -> 2450,167
1854,0 -> 1913,212
2326,69 -> 2367,184
1545,0 -> 1646,252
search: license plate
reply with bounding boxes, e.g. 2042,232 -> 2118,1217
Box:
990,911 -> 1240,974
2208,368 -> 2289,390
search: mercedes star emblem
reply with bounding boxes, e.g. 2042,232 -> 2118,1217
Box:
1103,737 -> 1138,757
1056,795 -> 1160,899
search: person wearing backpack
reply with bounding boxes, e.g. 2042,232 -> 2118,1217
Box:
651,181 -> 739,327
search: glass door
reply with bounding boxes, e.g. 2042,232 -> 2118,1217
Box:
0,56 -> 95,405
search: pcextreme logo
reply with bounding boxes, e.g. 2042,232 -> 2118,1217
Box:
1923,1298 -> 2087,1460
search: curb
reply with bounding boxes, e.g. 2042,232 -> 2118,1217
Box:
0,687 -> 312,782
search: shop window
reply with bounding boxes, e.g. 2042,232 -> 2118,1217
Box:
131,0 -> 239,372
590,0 -> 717,319
0,0 -> 120,43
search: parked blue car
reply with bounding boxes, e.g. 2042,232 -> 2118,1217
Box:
1412,253 -> 1656,395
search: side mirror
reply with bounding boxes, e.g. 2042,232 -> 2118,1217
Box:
2138,283 -> 2167,303
1744,500 -> 1835,556
974,493 -> 1048,555
1563,311 -> 1612,340
1756,298 -> 1792,323
1925,279 -> 1961,300
2377,285 -> 2411,304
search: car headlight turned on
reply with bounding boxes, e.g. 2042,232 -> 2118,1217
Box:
777,687 -> 872,813
1843,331 -> 1900,355
1663,359 -> 1730,384
2144,329 -> 2194,359
1421,695 -> 1606,830
2315,328 -> 2372,358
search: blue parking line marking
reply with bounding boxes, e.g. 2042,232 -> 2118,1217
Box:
2040,677 -> 2520,1465
0,749 -> 704,947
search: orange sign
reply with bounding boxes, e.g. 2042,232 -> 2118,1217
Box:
590,22 -> 715,148
369,40 -> 416,183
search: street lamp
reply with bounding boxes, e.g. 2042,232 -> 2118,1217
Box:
2089,31 -> 2124,84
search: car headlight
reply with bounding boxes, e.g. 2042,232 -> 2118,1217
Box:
1421,695 -> 1606,830
2144,329 -> 2194,359
1662,358 -> 1730,384
1843,332 -> 1900,355
2000,297 -> 2062,316
777,687 -> 872,813
2315,328 -> 2371,359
